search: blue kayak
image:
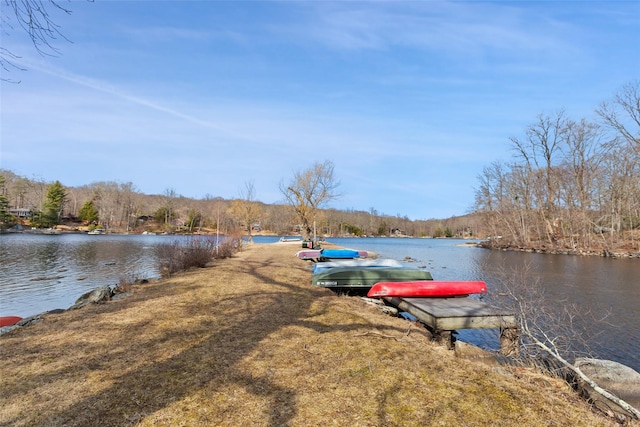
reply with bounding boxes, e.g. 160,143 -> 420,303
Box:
319,249 -> 365,260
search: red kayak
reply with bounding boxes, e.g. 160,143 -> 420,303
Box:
367,280 -> 487,298
0,316 -> 23,327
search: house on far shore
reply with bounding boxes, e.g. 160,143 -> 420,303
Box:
9,208 -> 31,219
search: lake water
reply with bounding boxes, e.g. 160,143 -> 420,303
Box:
329,237 -> 640,368
0,233 -> 173,318
1,233 -> 638,371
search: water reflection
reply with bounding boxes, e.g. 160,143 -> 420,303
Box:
72,241 -> 100,266
32,242 -> 61,271
0,233 -> 167,318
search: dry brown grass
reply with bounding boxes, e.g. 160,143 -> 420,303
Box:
0,243 -> 623,426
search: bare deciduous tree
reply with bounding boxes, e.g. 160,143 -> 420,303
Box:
229,180 -> 262,243
280,160 -> 340,241
475,82 -> 640,253
1,0 -> 77,82
597,79 -> 640,151
510,111 -> 568,243
596,81 -> 640,249
559,118 -> 606,249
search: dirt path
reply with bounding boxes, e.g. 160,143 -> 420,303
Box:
0,243 -> 617,426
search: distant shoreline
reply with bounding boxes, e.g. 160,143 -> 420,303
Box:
478,240 -> 640,259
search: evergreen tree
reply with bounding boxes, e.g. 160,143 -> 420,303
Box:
154,207 -> 175,225
0,175 -> 16,229
187,209 -> 202,232
79,200 -> 99,223
41,181 -> 66,227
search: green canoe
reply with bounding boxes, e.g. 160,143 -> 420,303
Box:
311,266 -> 433,289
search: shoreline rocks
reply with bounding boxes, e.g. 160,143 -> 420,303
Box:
69,285 -> 113,310
0,283 -> 139,336
0,314 -> 45,335
574,358 -> 640,419
478,241 -> 640,259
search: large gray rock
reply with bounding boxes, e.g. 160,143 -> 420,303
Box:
70,286 -> 113,309
574,358 -> 640,419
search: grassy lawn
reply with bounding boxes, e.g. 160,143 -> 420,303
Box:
0,243 -> 618,426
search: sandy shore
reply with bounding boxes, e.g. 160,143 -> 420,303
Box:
0,243 -> 617,426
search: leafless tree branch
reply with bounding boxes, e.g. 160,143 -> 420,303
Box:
489,262 -> 639,420
1,0 -> 81,82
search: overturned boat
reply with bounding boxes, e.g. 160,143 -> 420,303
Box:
296,248 -> 366,261
367,280 -> 487,298
312,258 -> 403,274
312,266 -> 432,290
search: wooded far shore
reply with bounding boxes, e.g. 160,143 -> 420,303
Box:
2,164 -> 639,260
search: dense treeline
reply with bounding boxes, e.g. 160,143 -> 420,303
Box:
0,169 -> 479,238
474,80 -> 639,254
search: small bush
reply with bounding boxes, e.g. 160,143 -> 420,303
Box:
156,237 -> 237,277
183,238 -> 217,269
115,272 -> 148,293
215,236 -> 243,259
156,240 -> 185,277
115,274 -> 135,293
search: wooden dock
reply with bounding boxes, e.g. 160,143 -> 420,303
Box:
384,296 -> 518,355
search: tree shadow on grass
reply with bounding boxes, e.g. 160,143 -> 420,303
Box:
4,247 -> 406,427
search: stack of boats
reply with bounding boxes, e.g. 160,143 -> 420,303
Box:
299,248 -> 487,299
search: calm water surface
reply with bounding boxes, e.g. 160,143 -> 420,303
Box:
1,234 -> 638,371
326,237 -> 639,372
0,233 -> 174,318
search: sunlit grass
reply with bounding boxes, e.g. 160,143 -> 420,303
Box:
0,244 -> 615,426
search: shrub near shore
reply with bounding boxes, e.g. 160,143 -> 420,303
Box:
0,244 -> 618,426
156,235 -> 243,277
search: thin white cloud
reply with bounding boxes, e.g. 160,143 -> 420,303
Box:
14,56 -> 224,131
122,26 -> 212,42
292,1 -> 576,57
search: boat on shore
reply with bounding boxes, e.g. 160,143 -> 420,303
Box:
277,237 -> 303,244
312,266 -> 432,290
312,258 -> 402,274
0,316 -> 22,327
296,249 -> 322,260
320,249 -> 366,260
367,280 -> 487,298
296,248 -> 366,261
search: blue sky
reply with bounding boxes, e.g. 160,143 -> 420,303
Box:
1,1 -> 638,220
